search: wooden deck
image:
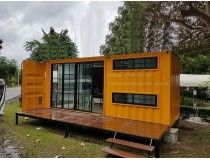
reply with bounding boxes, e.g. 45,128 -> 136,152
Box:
16,108 -> 169,140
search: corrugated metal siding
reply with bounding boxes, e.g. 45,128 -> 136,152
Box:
104,53 -> 172,125
21,52 -> 180,125
22,60 -> 49,111
170,55 -> 180,126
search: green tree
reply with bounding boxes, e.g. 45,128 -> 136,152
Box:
154,2 -> 210,33
100,1 -> 210,74
0,56 -> 18,86
100,2 -> 174,55
180,55 -> 210,74
100,1 -> 210,55
24,27 -> 78,62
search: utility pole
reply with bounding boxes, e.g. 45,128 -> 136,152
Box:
0,39 -> 3,52
0,39 -> 3,56
17,64 -> 20,87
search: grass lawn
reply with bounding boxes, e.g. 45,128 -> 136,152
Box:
1,99 -> 210,158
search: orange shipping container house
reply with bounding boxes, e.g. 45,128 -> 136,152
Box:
18,51 -> 180,157
21,51 -> 180,126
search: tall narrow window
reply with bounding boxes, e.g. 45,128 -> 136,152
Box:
63,63 -> 75,109
51,64 -> 63,108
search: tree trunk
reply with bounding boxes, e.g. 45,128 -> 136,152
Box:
206,1 -> 210,17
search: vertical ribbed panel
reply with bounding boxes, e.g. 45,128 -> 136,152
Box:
22,60 -> 48,111
22,52 -> 180,126
104,52 -> 176,125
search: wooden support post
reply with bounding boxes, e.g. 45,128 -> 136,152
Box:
16,113 -> 19,125
64,125 -> 69,138
155,140 -> 160,158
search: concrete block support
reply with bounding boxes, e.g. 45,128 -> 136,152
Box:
163,128 -> 179,144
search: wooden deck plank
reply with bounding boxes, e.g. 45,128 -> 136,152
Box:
106,138 -> 155,152
16,108 -> 169,140
102,147 -> 144,158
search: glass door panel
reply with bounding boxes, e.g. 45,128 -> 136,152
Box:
92,62 -> 104,113
52,64 -> 63,108
51,61 -> 103,112
52,63 -> 74,109
77,63 -> 92,111
52,64 -> 58,107
57,64 -> 63,108
63,63 -> 75,109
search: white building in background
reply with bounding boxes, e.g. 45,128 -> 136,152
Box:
180,74 -> 210,87
180,74 -> 210,107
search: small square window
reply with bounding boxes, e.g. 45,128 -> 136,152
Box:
123,60 -> 133,69
127,94 -> 133,103
114,60 -> 124,69
145,57 -> 157,69
134,59 -> 144,69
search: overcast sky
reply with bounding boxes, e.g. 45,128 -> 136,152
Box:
0,1 -> 121,64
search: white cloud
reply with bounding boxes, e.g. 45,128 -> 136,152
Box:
0,1 -> 121,64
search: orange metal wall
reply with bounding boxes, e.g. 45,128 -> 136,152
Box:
103,52 -> 174,125
170,55 -> 180,126
22,52 -> 180,126
22,60 -> 50,111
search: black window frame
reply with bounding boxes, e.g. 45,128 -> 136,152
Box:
112,93 -> 157,107
113,57 -> 158,70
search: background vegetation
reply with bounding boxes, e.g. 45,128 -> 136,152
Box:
24,27 -> 78,62
0,39 -> 19,87
100,1 -> 210,74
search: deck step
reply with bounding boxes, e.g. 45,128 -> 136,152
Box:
102,147 -> 145,158
106,138 -> 154,152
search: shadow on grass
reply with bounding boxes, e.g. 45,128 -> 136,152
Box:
21,118 -> 152,144
19,118 -> 153,157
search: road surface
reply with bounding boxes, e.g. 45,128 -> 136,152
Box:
5,87 -> 21,101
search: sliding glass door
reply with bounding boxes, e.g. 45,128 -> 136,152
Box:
52,63 -> 75,109
51,61 -> 103,113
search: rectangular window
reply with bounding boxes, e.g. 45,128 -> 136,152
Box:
134,58 -> 145,69
113,57 -> 157,70
144,57 -> 157,69
112,93 -> 157,107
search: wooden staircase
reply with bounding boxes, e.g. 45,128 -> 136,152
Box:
102,147 -> 144,158
102,133 -> 155,158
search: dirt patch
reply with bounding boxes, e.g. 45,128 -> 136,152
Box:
162,120 -> 210,158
